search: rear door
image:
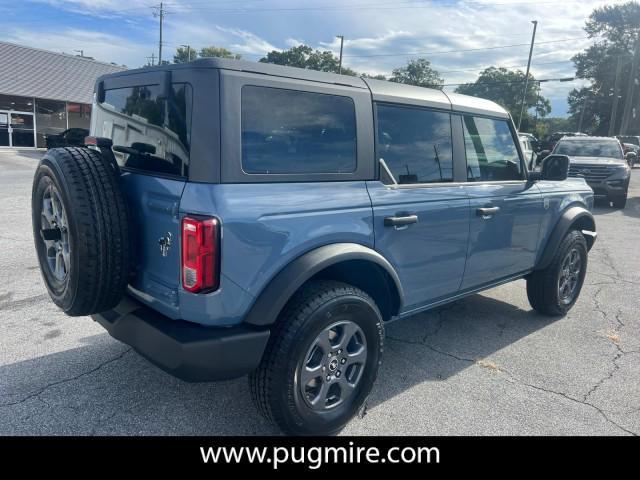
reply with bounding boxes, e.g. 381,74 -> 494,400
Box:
368,104 -> 470,312
459,115 -> 543,290
92,71 -> 193,316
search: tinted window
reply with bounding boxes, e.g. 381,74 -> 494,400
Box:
618,136 -> 639,146
241,86 -> 356,174
463,116 -> 522,181
376,104 -> 453,184
555,140 -> 623,159
101,83 -> 192,177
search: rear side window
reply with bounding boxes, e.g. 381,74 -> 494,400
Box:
376,104 -> 453,184
463,116 -> 522,181
101,83 -> 192,177
241,86 -> 357,174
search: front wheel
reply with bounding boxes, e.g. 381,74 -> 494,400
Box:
527,230 -> 588,316
249,280 -> 384,435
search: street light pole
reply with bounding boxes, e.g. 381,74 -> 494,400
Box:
518,20 -> 538,130
578,97 -> 588,133
336,35 -> 344,74
181,44 -> 192,62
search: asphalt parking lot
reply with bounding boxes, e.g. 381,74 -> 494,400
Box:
1,149 -> 639,436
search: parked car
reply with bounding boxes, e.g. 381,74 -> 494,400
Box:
518,132 -> 540,151
616,135 -> 640,149
44,128 -> 89,149
519,133 -> 536,169
553,136 -> 631,208
31,59 -> 597,435
621,142 -> 638,167
540,131 -> 586,153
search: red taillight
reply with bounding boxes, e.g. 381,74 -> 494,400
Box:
181,216 -> 219,293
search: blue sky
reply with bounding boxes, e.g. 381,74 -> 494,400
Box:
0,0 -> 623,117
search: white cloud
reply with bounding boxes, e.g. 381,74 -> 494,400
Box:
8,0 -> 630,115
3,26 -> 149,67
285,38 -> 305,48
214,26 -> 278,55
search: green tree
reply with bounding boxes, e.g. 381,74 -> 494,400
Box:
389,58 -> 443,89
199,46 -> 242,60
173,46 -> 198,63
362,73 -> 387,80
259,45 -> 358,75
568,2 -> 640,135
455,67 -> 550,131
532,117 -> 576,140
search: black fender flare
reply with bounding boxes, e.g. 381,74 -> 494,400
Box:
244,243 -> 404,326
535,206 -> 596,270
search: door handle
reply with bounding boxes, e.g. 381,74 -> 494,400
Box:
384,214 -> 418,227
476,206 -> 500,218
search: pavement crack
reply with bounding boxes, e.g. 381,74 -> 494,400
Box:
422,304 -> 456,340
387,335 -> 475,364
387,335 -> 638,436
0,348 -> 131,408
503,374 -> 637,436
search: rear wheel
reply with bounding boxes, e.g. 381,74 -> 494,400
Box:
527,230 -> 588,316
32,147 -> 130,316
249,280 -> 384,435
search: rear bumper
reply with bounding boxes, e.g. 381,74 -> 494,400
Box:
92,296 -> 270,382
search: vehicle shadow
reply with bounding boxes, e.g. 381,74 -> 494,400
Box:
366,292 -> 556,411
591,195 -> 640,220
0,289 -> 557,436
621,195 -> 640,220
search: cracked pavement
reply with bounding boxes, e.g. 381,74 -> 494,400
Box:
1,150 -> 639,435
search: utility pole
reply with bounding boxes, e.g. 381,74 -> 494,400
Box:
609,56 -> 624,136
336,35 -> 344,74
518,20 -> 538,130
620,38 -> 640,135
153,2 -> 166,64
578,97 -> 588,132
147,53 -> 156,66
180,44 -> 192,62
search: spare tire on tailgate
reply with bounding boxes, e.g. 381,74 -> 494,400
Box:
32,147 -> 130,316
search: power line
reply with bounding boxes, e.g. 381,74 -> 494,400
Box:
436,59 -> 573,75
343,36 -> 590,58
172,0 -> 627,14
442,76 -> 577,87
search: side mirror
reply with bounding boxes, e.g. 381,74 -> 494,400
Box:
540,154 -> 570,181
625,151 -> 637,161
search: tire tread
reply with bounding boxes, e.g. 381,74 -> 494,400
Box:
33,147 -> 129,316
249,280 -> 380,433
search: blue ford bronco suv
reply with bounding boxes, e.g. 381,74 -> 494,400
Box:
32,59 -> 597,435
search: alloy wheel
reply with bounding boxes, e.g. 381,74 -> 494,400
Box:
299,320 -> 368,411
40,184 -> 70,282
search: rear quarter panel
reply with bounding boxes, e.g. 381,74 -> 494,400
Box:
178,181 -> 374,326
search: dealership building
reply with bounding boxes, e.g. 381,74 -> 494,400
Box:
0,41 -> 126,148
